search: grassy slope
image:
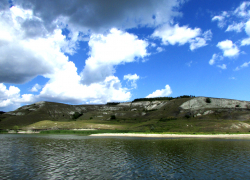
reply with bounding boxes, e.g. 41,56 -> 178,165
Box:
23,118 -> 250,133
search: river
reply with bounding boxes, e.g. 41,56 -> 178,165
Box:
0,134 -> 250,179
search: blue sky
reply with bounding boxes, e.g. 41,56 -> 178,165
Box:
1,0 -> 250,111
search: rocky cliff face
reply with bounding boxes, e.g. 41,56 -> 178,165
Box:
179,97 -> 250,119
180,97 -> 250,110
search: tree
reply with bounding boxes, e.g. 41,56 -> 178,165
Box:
205,97 -> 211,103
13,125 -> 19,133
72,112 -> 83,120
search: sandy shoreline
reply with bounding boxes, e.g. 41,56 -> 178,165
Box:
90,133 -> 250,138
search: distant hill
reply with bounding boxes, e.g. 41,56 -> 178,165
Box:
1,97 -> 250,132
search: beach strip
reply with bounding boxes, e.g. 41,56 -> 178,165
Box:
90,133 -> 250,138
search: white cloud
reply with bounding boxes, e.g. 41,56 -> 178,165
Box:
189,37 -> 206,51
0,83 -> 35,111
209,54 -> 223,65
38,61 -> 131,104
152,24 -> 201,45
234,2 -> 250,17
146,85 -> 172,98
13,0 -> 182,34
235,61 -> 250,71
80,28 -> 148,85
212,11 -> 228,28
245,20 -> 250,36
0,6 -> 74,84
124,74 -> 140,89
30,84 -> 42,92
229,77 -> 236,80
241,37 -> 250,46
226,22 -> 245,32
152,24 -> 211,50
151,43 -> 156,47
186,61 -> 192,67
217,64 -> 227,70
213,2 -> 250,33
156,47 -> 164,52
189,30 -> 212,50
217,40 -> 239,57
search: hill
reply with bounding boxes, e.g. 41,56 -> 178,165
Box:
1,96 -> 250,133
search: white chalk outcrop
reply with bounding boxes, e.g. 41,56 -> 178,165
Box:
180,97 -> 250,110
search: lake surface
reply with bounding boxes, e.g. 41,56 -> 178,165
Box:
1,134 -> 250,179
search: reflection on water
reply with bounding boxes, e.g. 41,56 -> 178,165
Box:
1,134 -> 250,179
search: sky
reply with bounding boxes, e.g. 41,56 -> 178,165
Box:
1,0 -> 250,112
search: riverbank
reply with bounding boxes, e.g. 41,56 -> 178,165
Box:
90,133 -> 250,138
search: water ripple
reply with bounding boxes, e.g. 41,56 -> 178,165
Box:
1,135 -> 250,179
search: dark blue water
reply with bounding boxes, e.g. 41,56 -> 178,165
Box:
1,134 -> 250,179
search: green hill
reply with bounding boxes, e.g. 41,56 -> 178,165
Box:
1,96 -> 250,133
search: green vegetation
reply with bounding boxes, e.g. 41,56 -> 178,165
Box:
72,112 -> 83,120
40,129 -> 134,135
133,95 -> 195,102
106,102 -> 120,105
39,129 -> 250,135
1,96 -> 250,134
0,130 -> 8,134
13,125 -> 19,133
159,116 -> 177,122
205,97 -> 211,103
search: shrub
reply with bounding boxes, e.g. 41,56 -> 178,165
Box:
185,114 -> 191,119
150,126 -> 155,131
205,97 -> 211,103
13,125 -> 19,133
110,115 -> 116,120
235,105 -> 240,108
90,117 -> 93,119
72,112 -> 83,120
159,116 -> 177,122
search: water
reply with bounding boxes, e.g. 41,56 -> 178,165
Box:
1,134 -> 250,179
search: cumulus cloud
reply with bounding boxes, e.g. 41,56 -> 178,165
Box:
234,2 -> 250,17
12,0 -> 182,34
241,37 -> 250,46
80,28 -> 148,85
146,85 -> 172,98
156,47 -> 164,52
0,6 -> 74,84
30,84 -> 42,92
217,64 -> 227,70
245,20 -> 250,36
152,24 -> 201,45
217,40 -> 239,57
226,22 -> 245,32
124,74 -> 140,89
213,2 -> 250,36
212,11 -> 228,28
37,60 -> 130,104
189,30 -> 212,50
152,24 -> 211,50
209,54 -> 223,65
235,61 -> 250,71
0,83 -> 35,111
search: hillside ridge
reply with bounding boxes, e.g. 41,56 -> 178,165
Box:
1,96 -> 250,131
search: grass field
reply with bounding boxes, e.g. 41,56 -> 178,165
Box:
20,117 -> 250,134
